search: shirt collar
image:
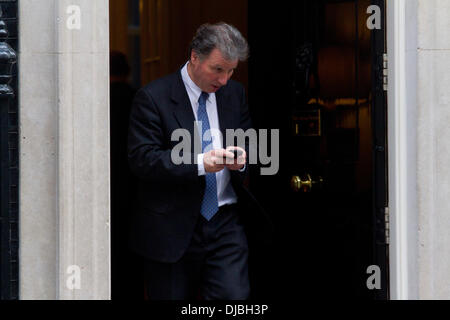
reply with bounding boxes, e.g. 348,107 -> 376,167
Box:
181,61 -> 209,103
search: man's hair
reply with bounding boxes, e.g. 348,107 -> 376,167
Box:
188,22 -> 249,62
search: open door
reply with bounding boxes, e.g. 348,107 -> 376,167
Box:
248,0 -> 389,299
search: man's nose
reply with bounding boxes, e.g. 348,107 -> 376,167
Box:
218,73 -> 228,86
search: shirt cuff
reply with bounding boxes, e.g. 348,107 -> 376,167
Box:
197,153 -> 206,176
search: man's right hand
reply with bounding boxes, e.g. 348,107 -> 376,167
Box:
203,149 -> 235,173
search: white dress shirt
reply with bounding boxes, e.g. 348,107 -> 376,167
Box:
181,62 -> 238,207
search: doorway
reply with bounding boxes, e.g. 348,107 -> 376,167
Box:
248,0 -> 389,299
109,0 -> 389,300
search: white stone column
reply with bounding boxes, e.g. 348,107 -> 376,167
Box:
416,0 -> 450,299
19,0 -> 110,299
387,0 -> 420,300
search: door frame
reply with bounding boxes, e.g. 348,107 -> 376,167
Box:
386,0 -> 418,300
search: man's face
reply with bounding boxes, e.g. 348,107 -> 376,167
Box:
188,48 -> 238,93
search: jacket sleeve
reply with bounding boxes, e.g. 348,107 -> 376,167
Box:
127,88 -> 199,184
231,84 -> 253,186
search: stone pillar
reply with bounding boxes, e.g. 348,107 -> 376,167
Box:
416,0 -> 450,299
19,0 -> 110,299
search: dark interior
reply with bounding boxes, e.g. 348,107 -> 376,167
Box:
109,0 -> 386,300
247,0 -> 376,299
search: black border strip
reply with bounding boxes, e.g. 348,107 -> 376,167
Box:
0,0 -> 18,300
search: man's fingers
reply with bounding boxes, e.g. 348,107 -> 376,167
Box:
224,150 -> 235,158
215,156 -> 231,165
214,148 -> 233,158
209,149 -> 232,164
223,150 -> 235,164
237,156 -> 246,164
207,149 -> 245,167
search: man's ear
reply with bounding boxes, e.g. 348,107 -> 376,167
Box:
190,50 -> 198,64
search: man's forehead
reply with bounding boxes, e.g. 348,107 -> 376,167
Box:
207,49 -> 238,66
211,61 -> 238,68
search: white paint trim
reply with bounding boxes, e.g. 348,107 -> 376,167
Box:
387,0 -> 418,300
387,0 -> 408,300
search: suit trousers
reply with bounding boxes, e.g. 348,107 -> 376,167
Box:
143,203 -> 250,300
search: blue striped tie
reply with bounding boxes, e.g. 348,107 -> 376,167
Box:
198,92 -> 219,221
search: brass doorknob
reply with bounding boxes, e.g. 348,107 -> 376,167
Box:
291,174 -> 323,192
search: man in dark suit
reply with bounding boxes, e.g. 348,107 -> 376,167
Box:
127,22 -> 262,300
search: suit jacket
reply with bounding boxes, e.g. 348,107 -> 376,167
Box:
127,68 -> 273,263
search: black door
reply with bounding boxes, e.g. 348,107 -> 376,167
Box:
248,0 -> 388,299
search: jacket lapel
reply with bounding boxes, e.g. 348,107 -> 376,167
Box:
171,70 -> 203,156
216,86 -> 235,148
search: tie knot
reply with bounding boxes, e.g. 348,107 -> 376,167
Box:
199,91 -> 209,105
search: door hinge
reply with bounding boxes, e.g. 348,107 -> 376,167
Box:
383,53 -> 388,91
384,206 -> 390,244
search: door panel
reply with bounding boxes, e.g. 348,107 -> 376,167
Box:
248,0 -> 388,299
140,0 -> 248,88
140,0 -> 171,85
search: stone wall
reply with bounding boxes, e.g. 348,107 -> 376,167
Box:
416,0 -> 450,299
19,0 -> 110,299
